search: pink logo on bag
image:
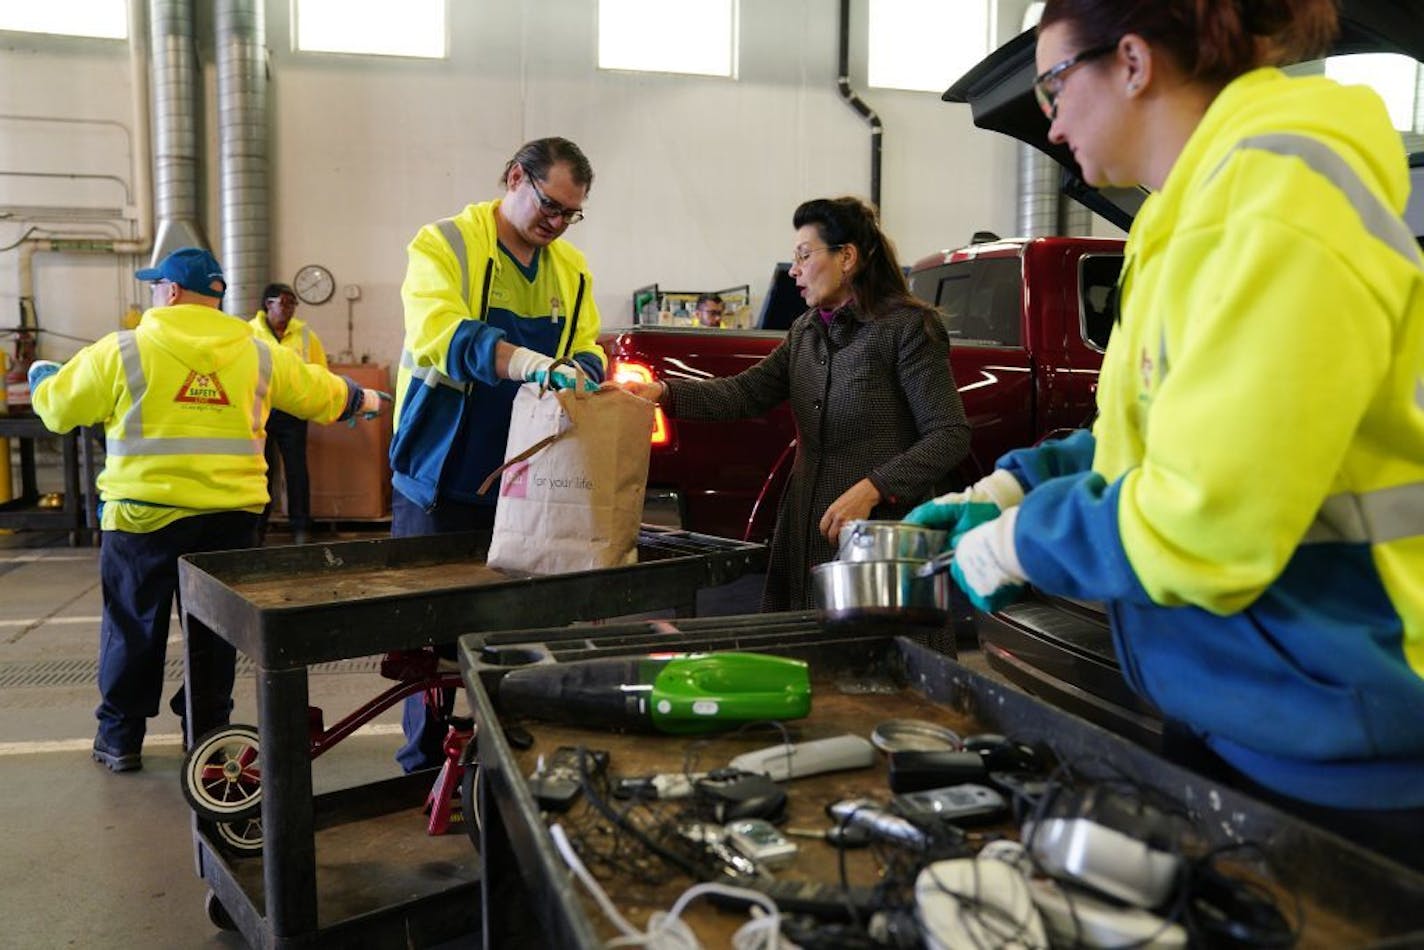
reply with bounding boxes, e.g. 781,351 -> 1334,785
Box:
501,460 -> 530,498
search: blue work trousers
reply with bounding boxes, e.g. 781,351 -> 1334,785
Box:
391,489 -> 495,772
96,511 -> 260,753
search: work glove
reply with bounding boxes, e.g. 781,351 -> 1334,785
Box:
903,469 -> 1025,547
506,347 -> 599,394
359,389 -> 392,419
950,508 -> 1029,613
346,389 -> 391,427
26,360 -> 61,394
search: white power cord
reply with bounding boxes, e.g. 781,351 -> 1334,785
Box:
550,823 -> 785,950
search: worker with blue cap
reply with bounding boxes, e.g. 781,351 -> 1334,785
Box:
28,246 -> 391,772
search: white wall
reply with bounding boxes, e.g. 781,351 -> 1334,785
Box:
0,1 -> 1032,368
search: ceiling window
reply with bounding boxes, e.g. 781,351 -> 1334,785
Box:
598,0 -> 737,78
0,0 -> 126,39
868,0 -> 993,93
295,0 -> 446,59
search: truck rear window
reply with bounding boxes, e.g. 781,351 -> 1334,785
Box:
910,257 -> 1023,347
1078,254 -> 1123,351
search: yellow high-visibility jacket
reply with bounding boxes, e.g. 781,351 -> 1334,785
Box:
33,303 -> 358,531
250,312 -> 328,368
1004,68 -> 1424,808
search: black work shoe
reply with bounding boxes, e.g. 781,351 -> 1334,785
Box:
92,741 -> 142,773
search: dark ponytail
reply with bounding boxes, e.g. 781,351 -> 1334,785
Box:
1041,0 -> 1338,86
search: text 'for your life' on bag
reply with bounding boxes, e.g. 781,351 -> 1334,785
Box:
483,372 -> 654,575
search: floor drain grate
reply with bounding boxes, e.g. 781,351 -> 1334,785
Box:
0,655 -> 384,688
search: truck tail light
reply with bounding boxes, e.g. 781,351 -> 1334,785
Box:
609,359 -> 671,447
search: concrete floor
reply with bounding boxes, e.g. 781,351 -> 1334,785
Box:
0,522 -> 766,949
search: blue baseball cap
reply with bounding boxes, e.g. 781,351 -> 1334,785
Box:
135,247 -> 226,298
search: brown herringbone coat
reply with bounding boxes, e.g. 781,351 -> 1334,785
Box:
667,302 -> 970,609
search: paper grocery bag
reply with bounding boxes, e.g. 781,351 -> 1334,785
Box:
485,384 -> 654,575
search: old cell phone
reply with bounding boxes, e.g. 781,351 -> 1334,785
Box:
725,818 -> 798,868
527,746 -> 609,812
893,783 -> 1008,826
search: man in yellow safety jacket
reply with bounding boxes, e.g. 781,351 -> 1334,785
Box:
389,136 -> 606,771
29,247 -> 389,772
251,281 -> 329,543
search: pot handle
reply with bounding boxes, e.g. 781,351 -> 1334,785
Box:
916,551 -> 955,578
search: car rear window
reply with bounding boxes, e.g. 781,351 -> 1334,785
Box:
1078,253 -> 1123,351
910,257 -> 1023,346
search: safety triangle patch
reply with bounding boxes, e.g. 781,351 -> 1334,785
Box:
174,371 -> 231,405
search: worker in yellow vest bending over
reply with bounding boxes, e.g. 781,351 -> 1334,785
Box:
28,247 -> 390,773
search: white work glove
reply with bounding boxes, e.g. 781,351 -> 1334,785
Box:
359,389 -> 391,419
506,347 -> 598,393
950,508 -> 1029,613
27,360 -> 62,394
902,469 -> 1025,546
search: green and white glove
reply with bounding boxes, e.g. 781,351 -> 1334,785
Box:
903,469 -> 1025,547
507,347 -> 598,393
950,508 -> 1028,613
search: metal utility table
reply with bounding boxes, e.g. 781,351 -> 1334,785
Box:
459,617 -> 1424,949
177,526 -> 764,949
0,415 -> 99,545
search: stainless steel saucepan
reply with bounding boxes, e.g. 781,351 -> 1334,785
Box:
836,520 -> 948,563
811,558 -> 952,626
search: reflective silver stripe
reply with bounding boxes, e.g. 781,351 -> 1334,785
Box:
1302,484 -> 1424,545
1209,133 -> 1423,266
400,348 -> 464,391
300,326 -> 312,361
106,436 -> 263,457
116,330 -> 145,440
435,218 -> 470,309
251,338 -> 272,437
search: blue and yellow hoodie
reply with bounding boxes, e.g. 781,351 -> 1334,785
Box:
390,199 -> 606,509
997,68 -> 1424,808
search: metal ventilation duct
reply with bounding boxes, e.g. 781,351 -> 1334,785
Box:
215,0 -> 269,317
148,0 -> 207,264
1018,144 -> 1060,238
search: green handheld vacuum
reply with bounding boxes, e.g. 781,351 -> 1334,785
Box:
497,652 -> 812,734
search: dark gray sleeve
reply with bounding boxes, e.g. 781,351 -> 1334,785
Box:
867,317 -> 970,505
665,333 -> 794,420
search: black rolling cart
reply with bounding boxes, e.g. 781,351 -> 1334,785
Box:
0,416 -> 100,545
458,618 -> 1424,949
177,526 -> 764,949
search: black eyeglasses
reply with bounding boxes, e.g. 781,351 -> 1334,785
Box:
1033,41 -> 1118,120
525,173 -> 585,224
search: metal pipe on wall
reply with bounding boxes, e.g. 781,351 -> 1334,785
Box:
11,0 -> 154,372
837,0 -> 883,211
1017,144 -> 1059,238
215,0 -> 269,318
149,0 -> 207,262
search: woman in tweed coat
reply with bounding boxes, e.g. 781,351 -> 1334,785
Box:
626,197 -> 970,610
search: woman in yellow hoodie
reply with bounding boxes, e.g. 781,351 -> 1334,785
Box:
909,0 -> 1424,867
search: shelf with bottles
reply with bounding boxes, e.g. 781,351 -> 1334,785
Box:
630,283 -> 752,329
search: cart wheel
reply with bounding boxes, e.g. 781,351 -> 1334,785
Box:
214,815 -> 264,855
183,725 -> 262,821
205,890 -> 237,931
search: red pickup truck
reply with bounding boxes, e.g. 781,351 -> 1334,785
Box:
601,235 -> 1124,541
